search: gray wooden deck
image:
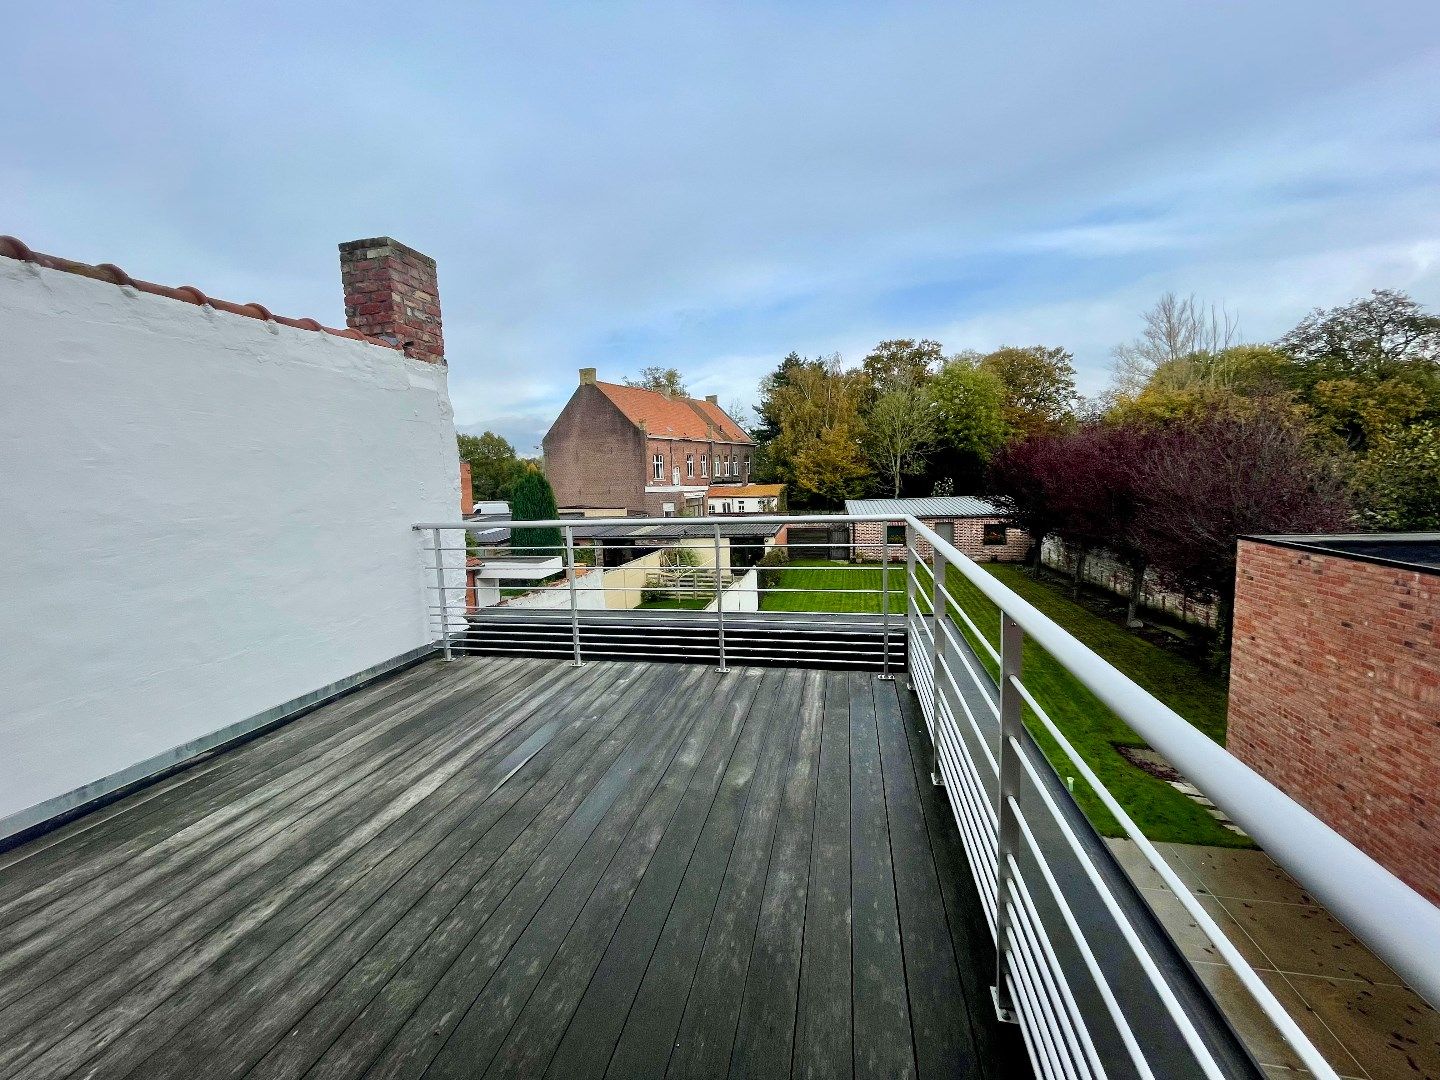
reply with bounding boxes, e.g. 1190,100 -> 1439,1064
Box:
0,657 -> 1026,1079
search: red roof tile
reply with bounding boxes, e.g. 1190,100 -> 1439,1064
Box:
595,381 -> 751,442
0,235 -> 396,350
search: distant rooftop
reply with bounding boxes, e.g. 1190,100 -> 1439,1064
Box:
592,380 -> 751,443
1246,532 -> 1440,573
846,495 -> 1003,518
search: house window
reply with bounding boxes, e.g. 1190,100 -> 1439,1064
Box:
983,523 -> 1008,546
885,524 -> 906,545
723,501 -> 732,514
700,454 -> 708,477
743,457 -> 750,477
686,454 -> 694,478
713,454 -> 720,476
653,454 -> 664,480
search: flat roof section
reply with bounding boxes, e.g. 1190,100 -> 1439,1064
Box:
1244,532 -> 1440,573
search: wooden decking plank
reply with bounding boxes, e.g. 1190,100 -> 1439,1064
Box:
0,658 -> 527,979
425,665 -> 745,1078
874,678 -> 982,1079
660,667 -> 810,1079
725,667 -> 825,1080
600,667 -> 798,1080
28,662 -> 610,1080
0,656 -> 500,913
489,667 -> 770,1080
242,663 -> 681,1080
334,663 -> 706,1080
894,678 -> 1028,1079
848,673 -> 916,1080
540,667 -> 783,1080
793,668 -> 855,1080
119,663 -> 646,1080
0,656 -> 462,882
0,660 -> 565,1073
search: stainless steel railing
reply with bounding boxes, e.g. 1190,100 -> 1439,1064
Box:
415,513 -> 1440,1080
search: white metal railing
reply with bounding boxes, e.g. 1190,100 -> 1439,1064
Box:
415,513 -> 1440,1079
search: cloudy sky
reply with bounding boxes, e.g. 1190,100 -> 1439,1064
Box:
9,2 -> 1440,452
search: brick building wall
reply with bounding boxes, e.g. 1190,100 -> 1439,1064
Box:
543,383 -> 648,511
852,518 -> 1030,563
1228,539 -> 1440,903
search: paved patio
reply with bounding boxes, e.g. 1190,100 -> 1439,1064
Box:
1108,838 -> 1440,1080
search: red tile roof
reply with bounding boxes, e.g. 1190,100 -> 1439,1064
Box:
0,235 -> 396,349
594,381 -> 751,442
705,483 -> 784,498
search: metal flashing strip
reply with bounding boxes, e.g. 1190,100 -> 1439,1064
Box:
0,642 -> 439,850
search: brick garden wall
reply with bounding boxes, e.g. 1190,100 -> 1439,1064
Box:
1228,539 -> 1440,903
852,518 -> 1030,563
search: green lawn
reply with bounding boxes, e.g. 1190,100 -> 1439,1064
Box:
637,596 -> 712,610
764,557 -> 1243,846
758,559 -> 906,613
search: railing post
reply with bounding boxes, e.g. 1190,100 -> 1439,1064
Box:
992,612 -> 1024,1024
432,527 -> 453,662
713,523 -> 728,673
563,524 -> 583,667
878,522 -> 894,681
905,523 -> 917,692
928,539 -> 945,787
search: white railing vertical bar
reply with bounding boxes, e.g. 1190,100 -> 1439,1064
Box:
1006,676 -> 1342,1080
431,527 -> 453,662
928,539 -> 946,787
879,534 -> 894,680
992,612 -> 1025,1025
563,524 -> 582,667
713,522 -> 728,673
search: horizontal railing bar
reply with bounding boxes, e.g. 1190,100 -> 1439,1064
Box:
903,516 -> 1440,1009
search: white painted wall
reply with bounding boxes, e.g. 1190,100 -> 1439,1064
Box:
0,257 -> 461,834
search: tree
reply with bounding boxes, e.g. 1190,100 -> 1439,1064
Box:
1356,422 -> 1440,530
978,345 -> 1079,438
864,377 -> 936,497
752,351 -> 823,444
1112,292 -> 1240,395
508,468 -> 563,557
1127,404 -> 1351,658
763,356 -> 872,507
624,366 -> 688,397
923,356 -> 1010,494
986,436 -> 1070,567
456,432 -> 526,502
1277,289 -> 1440,378
861,339 -> 944,396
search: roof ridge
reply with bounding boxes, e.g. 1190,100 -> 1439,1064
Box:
0,235 -> 397,350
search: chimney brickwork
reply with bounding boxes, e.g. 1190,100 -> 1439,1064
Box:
339,237 -> 444,363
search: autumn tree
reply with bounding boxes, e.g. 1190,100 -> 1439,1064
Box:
1356,422 -> 1440,530
986,436 -> 1071,567
457,432 -> 527,501
978,345 -> 1079,438
764,356 -> 871,508
1127,404 -> 1351,656
624,366 -> 689,397
752,351 -> 822,443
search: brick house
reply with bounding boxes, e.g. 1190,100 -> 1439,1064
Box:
543,369 -> 754,516
1228,533 -> 1440,904
844,497 -> 1031,563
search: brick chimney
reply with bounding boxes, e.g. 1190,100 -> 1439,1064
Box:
339,237 -> 444,363
579,367 -> 597,385
705,394 -> 719,404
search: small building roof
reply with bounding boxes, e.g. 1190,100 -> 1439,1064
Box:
845,496 -> 1004,519
1244,532 -> 1440,574
569,520 -> 783,541
594,381 -> 751,443
705,483 -> 785,499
